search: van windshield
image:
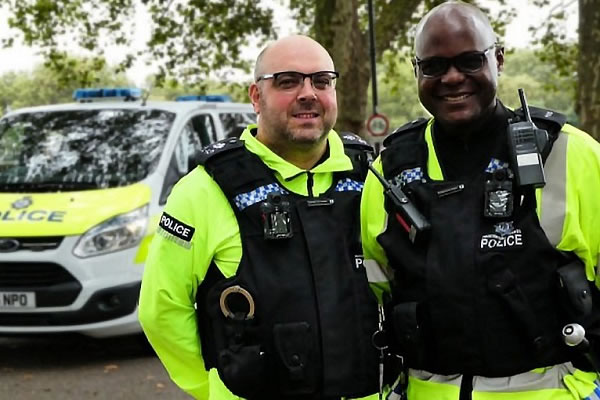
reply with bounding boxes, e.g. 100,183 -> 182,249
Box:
0,108 -> 175,192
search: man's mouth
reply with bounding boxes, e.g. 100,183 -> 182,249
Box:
294,112 -> 320,119
441,94 -> 471,102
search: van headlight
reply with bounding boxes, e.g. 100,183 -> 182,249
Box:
73,205 -> 149,258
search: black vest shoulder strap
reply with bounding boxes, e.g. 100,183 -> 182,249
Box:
339,132 -> 374,181
380,119 -> 429,180
513,106 -> 567,162
197,137 -> 245,166
339,131 -> 372,150
514,106 -> 567,134
202,140 -> 276,207
383,118 -> 428,147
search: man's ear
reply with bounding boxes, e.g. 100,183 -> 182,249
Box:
496,46 -> 505,75
248,83 -> 261,114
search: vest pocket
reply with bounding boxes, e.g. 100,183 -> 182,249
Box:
390,301 -> 425,366
273,321 -> 317,396
217,344 -> 266,398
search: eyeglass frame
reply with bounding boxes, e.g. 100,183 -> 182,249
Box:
412,44 -> 499,78
255,70 -> 340,90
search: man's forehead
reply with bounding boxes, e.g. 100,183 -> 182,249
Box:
415,6 -> 494,55
260,38 -> 333,72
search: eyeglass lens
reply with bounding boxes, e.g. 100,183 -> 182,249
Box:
274,72 -> 337,90
419,52 -> 488,77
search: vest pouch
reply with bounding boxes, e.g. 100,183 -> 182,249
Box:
207,281 -> 270,398
273,321 -> 317,396
217,344 -> 266,399
557,259 -> 592,324
390,302 -> 424,365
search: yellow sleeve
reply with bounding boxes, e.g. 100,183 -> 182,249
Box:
360,156 -> 392,302
138,166 -> 241,399
560,125 -> 600,287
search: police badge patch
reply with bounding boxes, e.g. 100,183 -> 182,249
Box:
157,212 -> 195,249
480,221 -> 524,250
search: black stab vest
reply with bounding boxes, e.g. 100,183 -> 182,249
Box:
378,119 -> 581,377
195,135 -> 379,399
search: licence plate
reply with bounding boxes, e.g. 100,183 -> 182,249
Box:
0,291 -> 36,308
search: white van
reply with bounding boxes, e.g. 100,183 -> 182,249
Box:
0,88 -> 255,338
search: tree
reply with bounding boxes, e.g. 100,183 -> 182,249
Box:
0,57 -> 130,112
1,0 -> 586,138
529,0 -> 598,140
577,0 -> 600,139
0,0 -> 276,86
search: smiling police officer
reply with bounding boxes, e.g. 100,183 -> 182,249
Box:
139,35 -> 379,400
361,2 -> 600,400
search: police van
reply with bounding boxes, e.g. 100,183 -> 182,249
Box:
0,88 -> 255,338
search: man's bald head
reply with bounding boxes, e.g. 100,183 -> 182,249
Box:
247,34 -> 338,168
414,1 -> 497,57
253,35 -> 334,80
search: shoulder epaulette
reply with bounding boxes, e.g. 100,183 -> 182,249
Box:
338,132 -> 373,180
514,106 -> 567,133
197,137 -> 245,165
339,131 -> 373,152
383,118 -> 428,147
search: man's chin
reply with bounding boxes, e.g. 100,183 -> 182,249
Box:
436,110 -> 481,130
289,127 -> 329,145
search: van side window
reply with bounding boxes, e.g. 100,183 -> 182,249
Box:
190,114 -> 217,145
159,122 -> 207,204
219,112 -> 256,139
174,123 -> 204,174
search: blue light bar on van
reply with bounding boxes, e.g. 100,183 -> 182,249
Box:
73,88 -> 142,101
175,94 -> 232,102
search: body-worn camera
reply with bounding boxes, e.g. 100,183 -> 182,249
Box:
507,89 -> 549,188
484,168 -> 514,218
260,193 -> 293,240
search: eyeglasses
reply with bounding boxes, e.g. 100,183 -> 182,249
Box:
413,44 -> 496,78
256,71 -> 339,91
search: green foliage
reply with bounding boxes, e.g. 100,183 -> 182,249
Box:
145,77 -> 251,103
527,0 -> 578,94
498,49 -> 577,123
1,0 -> 276,87
0,0 -> 582,131
370,53 -> 423,130
0,57 -> 130,113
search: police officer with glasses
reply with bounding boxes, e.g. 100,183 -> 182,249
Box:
139,34 -> 380,400
361,2 -> 600,400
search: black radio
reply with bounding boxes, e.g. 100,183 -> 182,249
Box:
368,164 -> 430,245
507,88 -> 549,188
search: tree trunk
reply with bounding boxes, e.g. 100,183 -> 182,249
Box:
313,0 -> 424,137
314,0 -> 370,136
577,0 -> 600,140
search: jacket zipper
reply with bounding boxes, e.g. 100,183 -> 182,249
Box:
307,171 -> 314,197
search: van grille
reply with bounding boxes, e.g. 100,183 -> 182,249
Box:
0,236 -> 63,252
0,262 -> 77,288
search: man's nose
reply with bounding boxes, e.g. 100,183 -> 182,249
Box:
297,76 -> 317,100
440,64 -> 466,84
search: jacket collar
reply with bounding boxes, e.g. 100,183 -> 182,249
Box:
240,124 -> 353,180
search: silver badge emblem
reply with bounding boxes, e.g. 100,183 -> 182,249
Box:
494,221 -> 515,237
11,196 -> 32,209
